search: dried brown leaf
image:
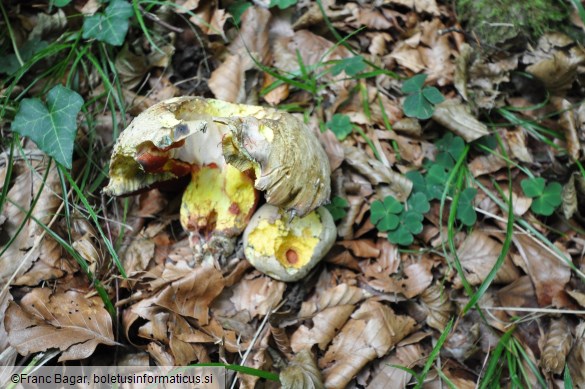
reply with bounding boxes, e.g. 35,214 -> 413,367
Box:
154,264 -> 224,325
540,317 -> 572,374
208,54 -> 246,103
320,300 -> 416,389
366,344 -> 425,388
454,231 -> 520,287
557,98 -> 582,160
366,260 -> 434,299
562,173 -> 578,220
338,240 -> 379,258
343,145 -> 412,202
432,100 -> 490,142
420,282 -> 454,331
280,348 -> 324,389
291,305 -> 355,353
299,284 -> 370,317
512,235 -> 571,307
228,7 -> 271,70
230,274 -> 285,318
5,288 -> 117,361
567,321 -> 585,386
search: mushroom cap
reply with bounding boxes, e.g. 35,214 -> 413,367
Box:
243,204 -> 336,282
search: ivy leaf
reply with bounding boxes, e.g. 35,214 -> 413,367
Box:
456,188 -> 477,226
0,39 -> 48,75
326,114 -> 353,141
11,85 -> 83,169
82,0 -> 133,46
330,56 -> 366,77
269,0 -> 297,9
370,196 -> 403,232
325,196 -> 349,221
407,192 -> 430,214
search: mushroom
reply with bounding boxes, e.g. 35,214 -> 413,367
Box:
242,204 -> 336,282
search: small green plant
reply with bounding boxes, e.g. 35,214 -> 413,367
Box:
402,74 -> 444,120
521,177 -> 562,216
11,85 -> 83,169
325,196 -> 349,221
370,192 -> 430,246
82,0 -> 133,46
326,113 -> 353,141
330,55 -> 367,77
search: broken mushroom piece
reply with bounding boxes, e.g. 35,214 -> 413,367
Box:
243,204 -> 336,282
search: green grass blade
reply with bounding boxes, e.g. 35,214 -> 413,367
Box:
190,363 -> 280,382
414,317 -> 454,389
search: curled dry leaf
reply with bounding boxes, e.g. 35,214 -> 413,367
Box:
562,173 -> 578,220
419,282 -> 454,332
299,283 -> 370,317
280,348 -> 324,389
540,317 -> 573,374
343,145 -> 412,202
320,300 -> 416,389
556,98 -> 582,160
432,99 -> 490,142
454,231 -> 520,288
291,305 -> 355,353
105,96 -> 331,221
5,288 -> 117,361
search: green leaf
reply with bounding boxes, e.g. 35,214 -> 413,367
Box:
531,182 -> 562,216
402,210 -> 424,234
269,0 -> 297,9
406,171 -> 426,194
325,196 -> 349,221
435,152 -> 455,170
456,188 -> 477,226
53,0 -> 72,6
0,39 -> 49,75
388,228 -> 414,246
370,196 -> 403,232
403,92 -> 434,120
436,133 -> 465,161
82,0 -> 133,46
521,177 -> 545,198
11,85 -> 84,169
326,114 -> 353,141
401,74 -> 427,93
228,0 -> 252,25
407,192 -> 430,214
426,165 -> 449,200
422,87 -> 445,104
330,56 -> 366,77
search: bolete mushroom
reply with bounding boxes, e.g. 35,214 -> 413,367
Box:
104,97 -> 334,277
242,204 -> 336,282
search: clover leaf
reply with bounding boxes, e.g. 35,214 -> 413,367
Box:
326,196 -> 349,221
407,192 -> 430,214
436,133 -> 465,161
402,74 -> 445,120
456,188 -> 477,226
426,165 -> 450,200
521,177 -> 562,216
388,211 -> 424,246
82,0 -> 133,46
326,113 -> 353,141
370,196 -> 403,231
11,85 -> 84,169
330,56 -> 367,77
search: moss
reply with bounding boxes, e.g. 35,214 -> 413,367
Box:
456,0 -> 569,50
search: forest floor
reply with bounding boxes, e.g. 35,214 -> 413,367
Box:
1,0 -> 585,388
